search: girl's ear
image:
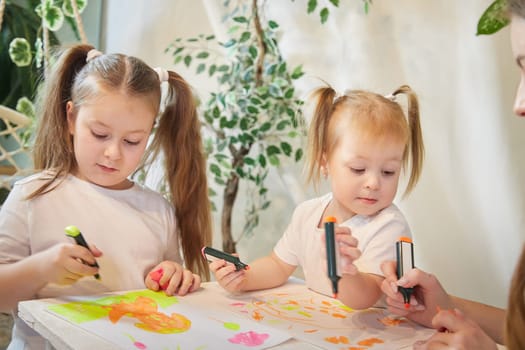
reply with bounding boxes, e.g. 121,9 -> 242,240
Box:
66,101 -> 76,135
321,153 -> 329,178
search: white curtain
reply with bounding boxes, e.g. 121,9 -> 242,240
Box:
102,0 -> 525,309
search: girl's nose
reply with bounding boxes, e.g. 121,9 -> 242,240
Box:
104,142 -> 121,160
365,173 -> 380,190
513,77 -> 525,117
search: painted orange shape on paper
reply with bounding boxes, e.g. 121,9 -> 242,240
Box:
357,337 -> 385,346
378,316 -> 406,326
105,296 -> 191,334
325,335 -> 349,344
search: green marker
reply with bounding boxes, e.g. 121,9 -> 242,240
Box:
65,225 -> 100,280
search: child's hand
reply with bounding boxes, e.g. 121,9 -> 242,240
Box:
334,226 -> 361,275
320,226 -> 361,275
39,243 -> 102,285
209,258 -> 246,294
146,261 -> 200,296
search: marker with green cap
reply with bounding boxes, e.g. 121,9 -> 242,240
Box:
64,225 -> 100,280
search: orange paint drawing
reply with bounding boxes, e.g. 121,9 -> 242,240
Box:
357,337 -> 385,346
252,310 -> 264,321
325,335 -> 349,344
378,316 -> 406,327
105,296 -> 191,334
227,284 -> 436,350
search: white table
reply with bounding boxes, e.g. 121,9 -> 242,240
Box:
18,280 -> 438,350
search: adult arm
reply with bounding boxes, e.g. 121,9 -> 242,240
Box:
381,260 -> 504,344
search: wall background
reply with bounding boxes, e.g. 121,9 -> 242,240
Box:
100,0 -> 525,309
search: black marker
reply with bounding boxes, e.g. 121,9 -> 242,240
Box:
396,236 -> 414,308
324,216 -> 341,298
201,246 -> 250,271
65,225 -> 100,280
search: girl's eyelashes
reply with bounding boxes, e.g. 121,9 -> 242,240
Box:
91,131 -> 107,139
124,139 -> 141,146
349,167 -> 397,176
91,130 -> 141,145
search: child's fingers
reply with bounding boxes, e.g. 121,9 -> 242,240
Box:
334,226 -> 352,236
380,260 -> 398,283
189,274 -> 201,292
338,245 -> 361,260
336,234 -> 358,248
87,244 -> 103,257
221,270 -> 246,293
214,261 -> 238,280
170,269 -> 196,296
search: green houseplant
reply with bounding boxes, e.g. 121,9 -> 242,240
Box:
0,0 -> 88,203
165,0 -> 375,253
167,0 -> 305,253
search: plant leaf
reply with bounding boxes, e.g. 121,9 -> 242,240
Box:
196,51 -> 210,59
233,16 -> 248,23
476,0 -> 510,35
43,5 -> 65,31
307,0 -> 317,14
62,0 -> 87,17
320,7 -> 329,24
9,38 -> 32,67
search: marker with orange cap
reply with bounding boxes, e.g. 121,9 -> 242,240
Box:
324,216 -> 341,298
396,236 -> 414,308
202,246 -> 249,271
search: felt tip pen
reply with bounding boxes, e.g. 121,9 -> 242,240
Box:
201,246 -> 250,271
324,216 -> 341,299
396,236 -> 414,309
65,225 -> 100,280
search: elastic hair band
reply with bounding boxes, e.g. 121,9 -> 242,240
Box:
86,49 -> 103,62
153,67 -> 169,83
333,91 -> 344,102
384,93 -> 396,102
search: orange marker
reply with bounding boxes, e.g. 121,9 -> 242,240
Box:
396,236 -> 414,308
324,216 -> 341,298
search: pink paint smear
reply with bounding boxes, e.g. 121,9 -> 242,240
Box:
228,331 -> 269,346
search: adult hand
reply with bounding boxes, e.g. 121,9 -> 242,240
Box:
146,261 -> 200,296
380,260 -> 453,328
413,308 -> 497,350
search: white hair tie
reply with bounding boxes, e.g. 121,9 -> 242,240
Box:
86,49 -> 103,62
153,67 -> 169,83
384,93 -> 396,102
333,91 -> 344,102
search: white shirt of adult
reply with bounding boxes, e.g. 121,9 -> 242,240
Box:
0,172 -> 181,350
274,193 -> 412,297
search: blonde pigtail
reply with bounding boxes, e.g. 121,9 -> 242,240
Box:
305,87 -> 337,188
392,85 -> 424,196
